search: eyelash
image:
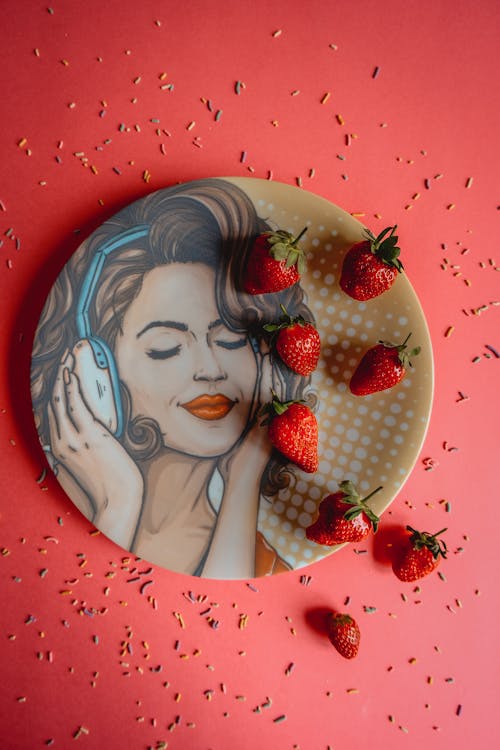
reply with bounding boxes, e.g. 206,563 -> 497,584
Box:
146,337 -> 247,359
215,337 -> 247,350
146,345 -> 181,360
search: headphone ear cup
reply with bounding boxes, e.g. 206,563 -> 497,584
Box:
72,339 -> 123,436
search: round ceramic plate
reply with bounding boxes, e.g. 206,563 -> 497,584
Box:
30,177 -> 433,579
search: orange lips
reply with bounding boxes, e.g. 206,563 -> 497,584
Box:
180,394 -> 236,421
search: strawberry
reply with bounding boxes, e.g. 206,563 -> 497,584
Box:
264,305 -> 321,376
340,225 -> 403,300
327,612 -> 360,659
306,481 -> 382,545
350,333 -> 420,396
243,227 -> 307,294
392,525 -> 448,582
261,395 -> 318,473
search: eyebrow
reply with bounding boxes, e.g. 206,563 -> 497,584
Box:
136,318 -> 224,339
136,320 -> 189,338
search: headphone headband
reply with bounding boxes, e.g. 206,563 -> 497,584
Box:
76,225 -> 149,339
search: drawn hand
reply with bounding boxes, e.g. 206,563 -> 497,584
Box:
220,348 -> 276,488
201,348 -> 277,578
47,350 -> 143,547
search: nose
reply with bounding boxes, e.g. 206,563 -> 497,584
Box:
193,341 -> 227,382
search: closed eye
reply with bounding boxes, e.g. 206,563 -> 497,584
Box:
146,345 -> 182,360
215,337 -> 248,350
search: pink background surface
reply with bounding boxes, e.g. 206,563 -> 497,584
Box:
1,1 -> 498,748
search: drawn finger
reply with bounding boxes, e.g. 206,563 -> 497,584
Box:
64,350 -> 75,371
51,353 -> 77,435
47,400 -> 61,444
64,369 -> 100,434
259,352 -> 274,405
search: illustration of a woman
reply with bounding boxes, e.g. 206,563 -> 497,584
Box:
31,179 -> 316,579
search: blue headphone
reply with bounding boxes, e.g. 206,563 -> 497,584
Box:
73,225 -> 149,437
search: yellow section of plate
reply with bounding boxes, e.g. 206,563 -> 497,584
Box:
223,177 -> 433,570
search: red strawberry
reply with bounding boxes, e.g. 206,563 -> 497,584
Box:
340,225 -> 403,300
306,481 -> 382,545
262,395 -> 318,473
264,305 -> 320,376
243,227 -> 307,294
350,333 -> 420,396
392,525 -> 447,582
327,612 -> 360,659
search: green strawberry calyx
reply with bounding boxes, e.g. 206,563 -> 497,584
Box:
406,525 -> 448,559
264,227 -> 308,275
338,480 -> 382,532
263,304 -> 315,337
378,332 -> 421,369
329,612 -> 356,629
363,225 -> 403,272
259,392 -> 306,425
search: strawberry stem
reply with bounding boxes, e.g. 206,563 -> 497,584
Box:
364,224 -> 403,272
362,485 -> 383,503
293,226 -> 308,244
263,304 -> 312,336
339,481 -> 382,532
378,333 -> 421,367
406,525 -> 448,559
263,392 -> 304,417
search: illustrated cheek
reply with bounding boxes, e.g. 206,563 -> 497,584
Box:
221,345 -> 255,369
148,347 -> 192,376
231,353 -> 258,398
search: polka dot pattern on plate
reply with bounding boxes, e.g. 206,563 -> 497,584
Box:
244,179 -> 433,570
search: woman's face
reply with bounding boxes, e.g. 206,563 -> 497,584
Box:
114,262 -> 259,458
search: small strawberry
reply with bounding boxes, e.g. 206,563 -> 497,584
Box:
264,304 -> 321,376
392,525 -> 447,582
340,225 -> 403,300
327,612 -> 360,659
261,395 -> 318,473
350,333 -> 420,396
306,481 -> 382,545
243,227 -> 307,294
